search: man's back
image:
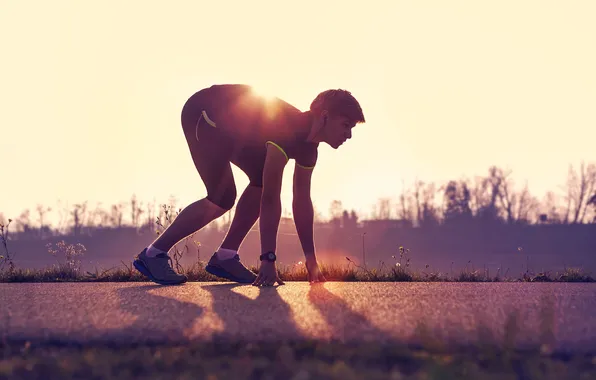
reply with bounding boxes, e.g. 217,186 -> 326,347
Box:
203,84 -> 310,146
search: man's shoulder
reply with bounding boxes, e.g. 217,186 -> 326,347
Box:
207,83 -> 253,98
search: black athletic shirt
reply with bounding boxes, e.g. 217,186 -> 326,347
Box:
200,84 -> 319,169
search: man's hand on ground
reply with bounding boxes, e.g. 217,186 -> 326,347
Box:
253,261 -> 285,287
305,257 -> 326,284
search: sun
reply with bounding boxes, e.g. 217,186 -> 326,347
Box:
251,83 -> 279,102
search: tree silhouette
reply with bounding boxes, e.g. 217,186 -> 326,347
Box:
329,200 -> 343,227
130,195 -> 144,228
564,161 -> 596,224
442,180 -> 472,226
70,203 -> 88,236
588,194 -> 596,223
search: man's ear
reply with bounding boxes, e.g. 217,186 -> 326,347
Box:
321,110 -> 329,126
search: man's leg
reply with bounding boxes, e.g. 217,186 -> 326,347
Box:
134,160 -> 236,285
149,140 -> 237,253
219,184 -> 262,251
204,183 -> 263,284
134,98 -> 238,285
150,197 -> 228,252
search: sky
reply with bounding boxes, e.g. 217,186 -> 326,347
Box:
1,0 -> 595,227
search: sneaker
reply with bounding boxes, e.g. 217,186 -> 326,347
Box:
133,248 -> 187,285
205,252 -> 257,283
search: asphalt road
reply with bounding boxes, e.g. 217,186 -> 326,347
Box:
1,282 -> 595,353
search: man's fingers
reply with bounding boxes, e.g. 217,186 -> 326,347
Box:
276,275 -> 285,285
253,274 -> 263,286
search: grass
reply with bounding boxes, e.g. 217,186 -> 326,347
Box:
1,217 -> 595,283
1,260 -> 595,283
1,337 -> 594,379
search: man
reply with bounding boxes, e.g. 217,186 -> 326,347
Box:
133,84 -> 365,286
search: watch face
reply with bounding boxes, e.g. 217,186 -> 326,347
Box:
268,252 -> 275,260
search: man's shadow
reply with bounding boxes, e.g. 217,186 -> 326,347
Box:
104,282 -> 388,346
102,284 -> 205,345
307,283 -> 387,343
201,283 -> 302,342
203,282 -> 387,344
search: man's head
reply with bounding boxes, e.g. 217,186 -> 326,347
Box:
308,89 -> 365,149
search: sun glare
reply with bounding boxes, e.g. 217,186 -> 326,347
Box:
251,84 -> 279,102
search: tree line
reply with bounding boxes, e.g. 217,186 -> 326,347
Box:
2,162 -> 595,240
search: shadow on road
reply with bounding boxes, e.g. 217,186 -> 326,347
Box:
202,282 -> 388,343
109,284 -> 204,344
308,283 -> 387,343
105,283 -> 390,345
202,283 -> 302,341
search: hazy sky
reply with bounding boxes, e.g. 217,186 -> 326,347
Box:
1,0 -> 595,226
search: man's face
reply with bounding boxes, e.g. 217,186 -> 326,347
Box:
321,112 -> 356,149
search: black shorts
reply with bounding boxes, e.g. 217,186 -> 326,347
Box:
180,89 -> 265,207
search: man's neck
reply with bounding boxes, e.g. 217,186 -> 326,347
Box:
302,111 -> 321,143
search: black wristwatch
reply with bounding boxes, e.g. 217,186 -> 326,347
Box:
259,251 -> 277,262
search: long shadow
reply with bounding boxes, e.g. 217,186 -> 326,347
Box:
307,283 -> 388,344
101,284 -> 205,345
36,283 -> 391,349
202,283 -> 302,343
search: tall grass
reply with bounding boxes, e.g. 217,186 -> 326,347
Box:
1,217 -> 594,283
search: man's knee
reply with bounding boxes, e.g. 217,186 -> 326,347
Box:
207,186 -> 237,211
249,176 -> 263,188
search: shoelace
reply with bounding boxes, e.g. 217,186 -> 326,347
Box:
158,255 -> 177,275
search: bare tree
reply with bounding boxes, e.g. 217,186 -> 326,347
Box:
468,176 -> 491,217
12,209 -> 31,235
341,210 -> 359,229
442,180 -> 472,225
492,168 -> 517,224
412,180 -> 423,226
396,182 -> 414,222
375,197 -> 392,220
486,167 -> 539,225
420,182 -> 440,227
36,204 -> 52,239
130,195 -> 144,228
312,204 -> 325,224
588,194 -> 596,223
327,200 -> 343,228
144,198 -> 157,229
71,202 -> 88,236
563,162 -> 596,224
329,200 -> 343,220
110,202 -> 125,228
88,202 -> 111,228
514,183 -> 539,224
473,167 -> 503,223
56,200 -> 70,235
539,191 -> 562,224
350,210 -> 359,225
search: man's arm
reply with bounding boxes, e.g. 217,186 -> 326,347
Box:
292,163 -> 315,257
260,142 -> 289,255
293,162 -> 326,283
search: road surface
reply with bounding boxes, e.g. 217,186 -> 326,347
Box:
1,282 -> 595,353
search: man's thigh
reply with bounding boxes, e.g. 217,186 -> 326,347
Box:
231,147 -> 266,188
181,113 -> 238,208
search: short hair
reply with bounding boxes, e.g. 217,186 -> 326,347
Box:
309,89 -> 365,124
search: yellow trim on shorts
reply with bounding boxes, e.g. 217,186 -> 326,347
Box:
266,141 -> 289,161
296,163 -> 315,170
202,110 -> 217,128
